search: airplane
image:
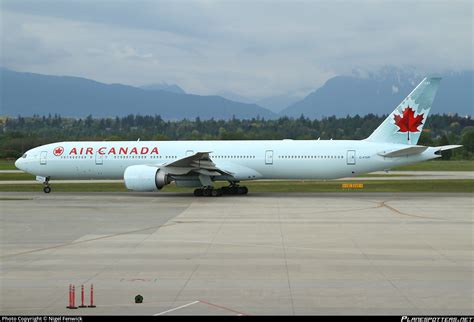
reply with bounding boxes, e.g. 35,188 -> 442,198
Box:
15,77 -> 461,196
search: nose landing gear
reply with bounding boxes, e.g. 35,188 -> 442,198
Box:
36,176 -> 51,193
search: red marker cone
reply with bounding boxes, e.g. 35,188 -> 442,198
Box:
79,284 -> 87,308
88,284 -> 96,308
67,284 -> 77,309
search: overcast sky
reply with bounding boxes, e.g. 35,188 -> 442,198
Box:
1,0 -> 472,98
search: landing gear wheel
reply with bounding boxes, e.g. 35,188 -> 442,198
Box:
43,186 -> 51,193
202,188 -> 211,197
238,186 -> 248,195
221,183 -> 248,195
194,188 -> 203,197
211,188 -> 223,197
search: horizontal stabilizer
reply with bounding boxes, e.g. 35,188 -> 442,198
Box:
434,145 -> 463,152
378,145 -> 428,158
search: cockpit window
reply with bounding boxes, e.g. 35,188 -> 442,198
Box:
22,153 -> 27,158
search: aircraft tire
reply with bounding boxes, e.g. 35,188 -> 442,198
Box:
43,186 -> 51,194
237,187 -> 247,195
194,188 -> 203,197
202,188 -> 212,197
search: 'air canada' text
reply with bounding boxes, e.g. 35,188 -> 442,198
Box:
67,146 -> 160,156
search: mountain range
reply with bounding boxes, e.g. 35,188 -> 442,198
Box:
140,83 -> 186,94
281,68 -> 473,118
0,67 -> 472,120
0,68 -> 275,120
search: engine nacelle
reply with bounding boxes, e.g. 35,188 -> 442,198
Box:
123,165 -> 170,191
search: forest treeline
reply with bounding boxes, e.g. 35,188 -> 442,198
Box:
1,114 -> 473,159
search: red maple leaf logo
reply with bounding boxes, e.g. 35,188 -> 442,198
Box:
53,146 -> 64,156
394,106 -> 424,141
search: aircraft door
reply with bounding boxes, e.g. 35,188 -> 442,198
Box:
265,150 -> 273,165
40,151 -> 47,165
95,152 -> 104,165
347,150 -> 356,165
186,150 -> 194,156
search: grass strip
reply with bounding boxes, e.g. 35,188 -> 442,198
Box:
393,160 -> 474,171
0,173 -> 35,180
0,160 -> 17,170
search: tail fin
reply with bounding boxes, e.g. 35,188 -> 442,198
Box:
366,77 -> 441,145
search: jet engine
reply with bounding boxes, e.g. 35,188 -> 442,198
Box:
123,165 -> 170,191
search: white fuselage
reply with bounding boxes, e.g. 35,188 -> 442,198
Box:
16,140 -> 440,181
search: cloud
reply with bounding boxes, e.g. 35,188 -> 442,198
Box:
112,45 -> 156,62
1,0 -> 221,38
1,16 -> 71,66
1,0 -> 472,98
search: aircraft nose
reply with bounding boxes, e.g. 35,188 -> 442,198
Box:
15,158 -> 23,170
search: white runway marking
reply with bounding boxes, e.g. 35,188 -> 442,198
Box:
153,301 -> 200,316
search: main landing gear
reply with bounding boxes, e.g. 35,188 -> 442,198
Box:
194,187 -> 222,197
221,185 -> 248,195
193,184 -> 248,197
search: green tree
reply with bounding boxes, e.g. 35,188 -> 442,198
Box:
418,131 -> 433,146
461,130 -> 474,153
437,135 -> 452,160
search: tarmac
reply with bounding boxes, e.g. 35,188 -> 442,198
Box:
0,192 -> 473,315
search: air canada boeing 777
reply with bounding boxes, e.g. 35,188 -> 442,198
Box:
15,77 -> 461,196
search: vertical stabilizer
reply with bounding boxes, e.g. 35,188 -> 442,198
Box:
366,77 -> 441,145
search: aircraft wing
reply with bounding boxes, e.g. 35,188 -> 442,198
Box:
154,152 -> 232,176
